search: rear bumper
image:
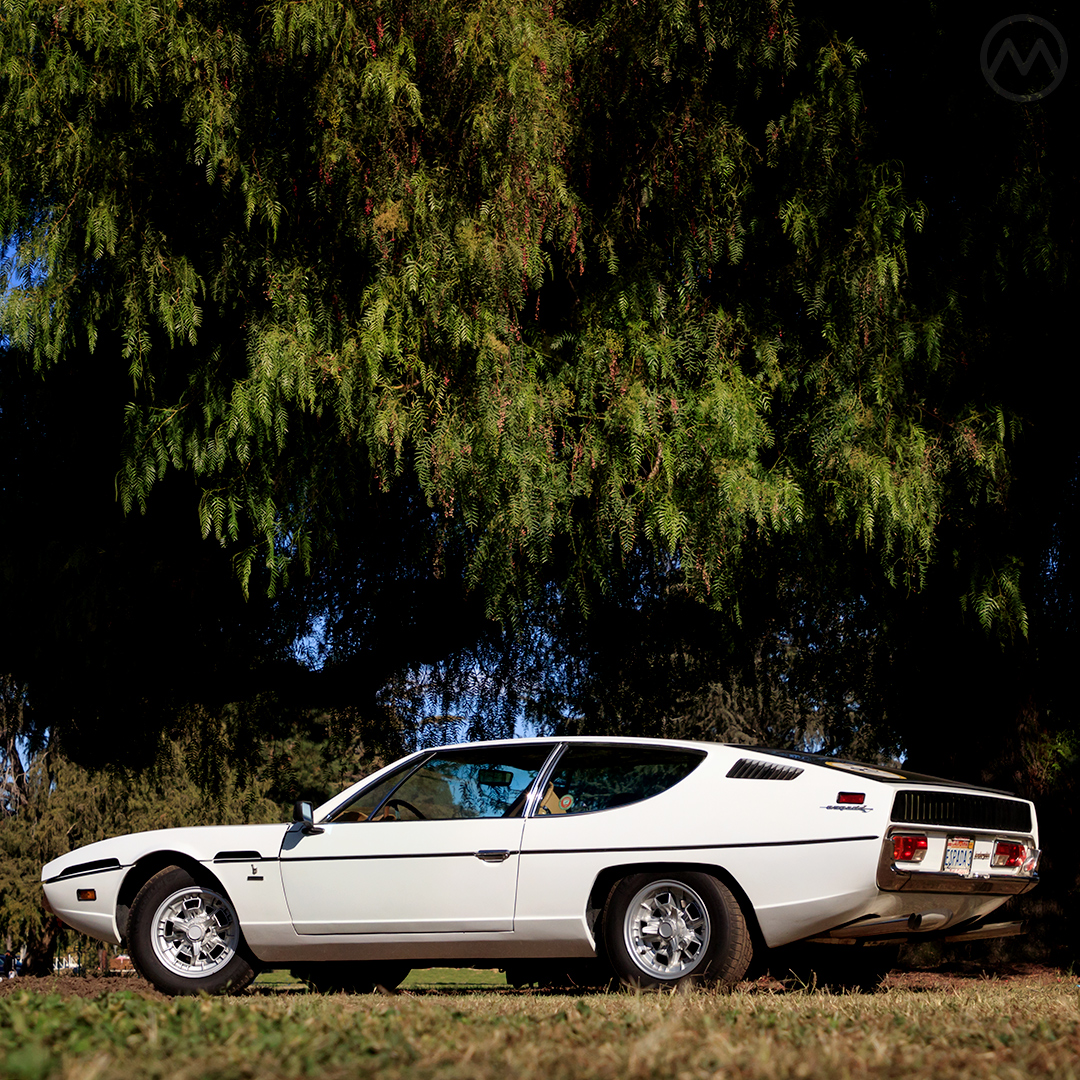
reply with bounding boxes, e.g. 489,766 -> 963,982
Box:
876,842 -> 1040,896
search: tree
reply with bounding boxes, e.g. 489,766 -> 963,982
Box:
2,0 -> 1045,754
1,675 -> 36,816
0,674 -> 406,972
0,0 -> 1020,612
2,0 -> 1075,963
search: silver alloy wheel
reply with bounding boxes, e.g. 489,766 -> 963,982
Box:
623,879 -> 711,979
150,886 -> 240,979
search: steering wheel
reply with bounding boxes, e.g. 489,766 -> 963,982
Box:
384,798 -> 427,820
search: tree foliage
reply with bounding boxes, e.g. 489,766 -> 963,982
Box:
0,0 -> 1023,627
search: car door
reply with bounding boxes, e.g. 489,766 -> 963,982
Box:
279,744 -> 557,935
515,744 -> 709,938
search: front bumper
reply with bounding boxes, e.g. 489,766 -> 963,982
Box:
41,866 -> 126,946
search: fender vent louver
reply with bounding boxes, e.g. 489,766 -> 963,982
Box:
727,758 -> 804,781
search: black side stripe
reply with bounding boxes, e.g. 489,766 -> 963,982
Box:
520,836 -> 880,856
278,835 -> 880,864
282,850 -> 500,863
44,859 -> 124,884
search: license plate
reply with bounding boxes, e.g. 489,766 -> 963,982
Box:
943,837 -> 975,875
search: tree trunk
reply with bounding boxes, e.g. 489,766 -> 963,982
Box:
21,920 -> 60,977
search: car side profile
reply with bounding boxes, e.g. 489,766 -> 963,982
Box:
41,737 -> 1041,994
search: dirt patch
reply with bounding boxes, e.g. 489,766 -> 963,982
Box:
884,961 -> 1074,992
0,973 -> 169,1001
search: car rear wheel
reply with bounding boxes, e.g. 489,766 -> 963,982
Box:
604,872 -> 751,990
128,865 -> 258,996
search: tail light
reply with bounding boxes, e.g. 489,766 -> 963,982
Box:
992,840 -> 1026,868
892,834 -> 928,863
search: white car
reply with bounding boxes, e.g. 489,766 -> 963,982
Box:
41,737 -> 1041,995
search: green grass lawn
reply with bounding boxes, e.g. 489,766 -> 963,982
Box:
253,966 -> 506,990
3,978 -> 1079,1080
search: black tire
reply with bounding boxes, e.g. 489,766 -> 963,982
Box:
603,872 -> 752,990
775,943 -> 898,993
128,865 -> 258,996
292,961 -> 411,994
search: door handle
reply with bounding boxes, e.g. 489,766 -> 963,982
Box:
475,849 -> 511,863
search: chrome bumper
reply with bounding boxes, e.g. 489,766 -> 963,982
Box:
876,841 -> 1040,895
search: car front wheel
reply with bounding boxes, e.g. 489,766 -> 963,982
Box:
604,872 -> 751,990
128,865 -> 258,995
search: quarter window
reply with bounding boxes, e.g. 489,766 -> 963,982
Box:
534,745 -> 705,815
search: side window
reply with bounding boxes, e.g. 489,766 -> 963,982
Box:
326,759 -> 422,823
535,745 -> 705,815
328,745 -> 557,822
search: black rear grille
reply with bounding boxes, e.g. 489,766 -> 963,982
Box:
892,790 -> 1031,832
727,758 -> 804,781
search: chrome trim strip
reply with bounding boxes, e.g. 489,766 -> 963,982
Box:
523,742 -> 569,819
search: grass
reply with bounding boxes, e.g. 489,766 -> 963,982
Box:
401,967 -> 506,989
3,978 -> 1079,1080
252,967 -> 507,990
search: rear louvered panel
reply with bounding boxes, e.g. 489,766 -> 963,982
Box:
726,759 -> 804,781
892,790 -> 1031,832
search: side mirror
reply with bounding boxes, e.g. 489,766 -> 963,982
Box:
292,800 -> 324,835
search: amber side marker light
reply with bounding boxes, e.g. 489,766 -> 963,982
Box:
892,834 -> 928,862
76,889 -> 97,902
